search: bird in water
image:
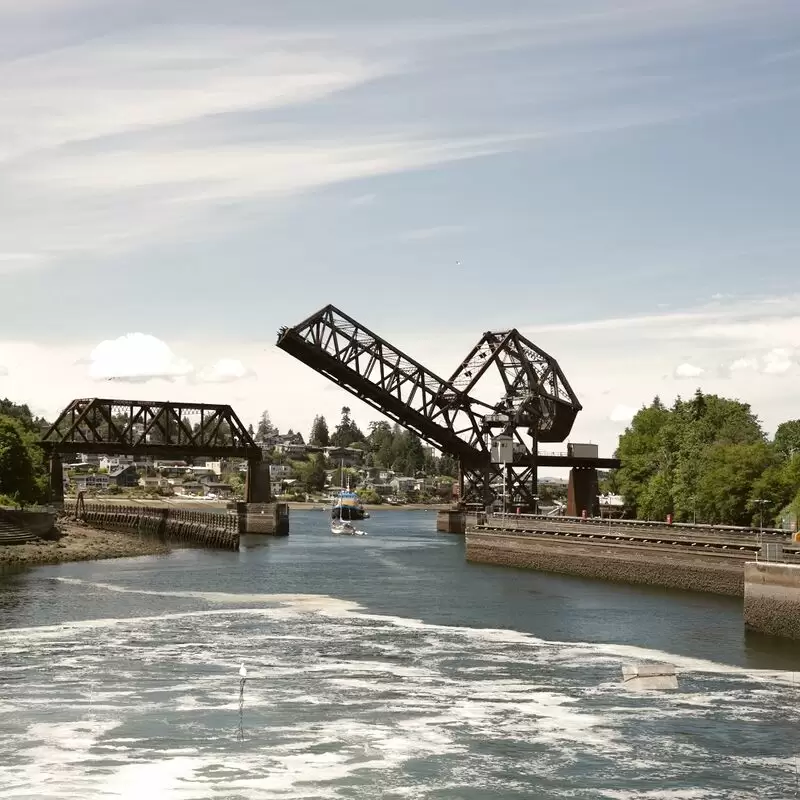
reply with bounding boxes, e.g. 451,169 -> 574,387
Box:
239,663 -> 247,679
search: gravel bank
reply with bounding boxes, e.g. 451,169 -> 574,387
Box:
0,521 -> 170,568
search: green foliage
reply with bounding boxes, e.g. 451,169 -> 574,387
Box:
613,391 -> 800,527
309,415 -> 330,447
0,415 -> 40,505
290,454 -> 327,493
330,407 -> 365,448
774,420 -> 800,459
358,488 -> 382,504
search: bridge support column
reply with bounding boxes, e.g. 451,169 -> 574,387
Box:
236,502 -> 289,536
49,452 -> 65,510
744,562 -> 800,640
245,459 -> 271,503
566,468 -> 599,517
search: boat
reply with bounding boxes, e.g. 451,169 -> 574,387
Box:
330,489 -> 370,522
330,518 -> 366,536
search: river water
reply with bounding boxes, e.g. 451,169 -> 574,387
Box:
1,509 -> 800,799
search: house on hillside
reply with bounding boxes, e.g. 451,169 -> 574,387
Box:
109,465 -> 139,488
74,474 -> 109,492
324,446 -> 363,467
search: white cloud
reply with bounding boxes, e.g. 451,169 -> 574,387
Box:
729,357 -> 757,372
762,347 -> 793,375
0,364 -> 8,377
609,404 -> 639,424
674,362 -> 704,379
88,333 -> 194,382
196,358 -> 255,384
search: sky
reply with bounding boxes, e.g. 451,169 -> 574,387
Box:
0,0 -> 799,465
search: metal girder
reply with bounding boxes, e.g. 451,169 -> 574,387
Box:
277,305 -> 494,466
277,305 -> 585,509
40,398 -> 261,460
447,328 -> 581,443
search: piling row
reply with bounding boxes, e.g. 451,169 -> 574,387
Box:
78,503 -> 239,551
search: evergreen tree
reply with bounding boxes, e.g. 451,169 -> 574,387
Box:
309,415 -> 330,447
256,410 -> 278,442
330,406 -> 364,448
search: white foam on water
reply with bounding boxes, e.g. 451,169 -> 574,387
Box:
14,578 -> 798,685
3,579 -> 800,798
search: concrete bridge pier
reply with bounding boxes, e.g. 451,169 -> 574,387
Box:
744,561 -> 800,640
239,460 -> 288,535
566,467 -> 599,517
245,459 -> 271,504
48,452 -> 65,511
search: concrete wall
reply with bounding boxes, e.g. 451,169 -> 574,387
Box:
466,530 -> 744,596
437,510 -> 466,534
0,509 -> 57,538
235,502 -> 289,536
744,562 -> 800,639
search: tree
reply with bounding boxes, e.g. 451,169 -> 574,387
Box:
309,415 -> 330,447
303,454 -> 326,493
774,420 -> 800,459
695,442 -> 773,526
613,392 -> 770,523
256,410 -> 278,442
0,415 -> 38,505
330,406 -> 364,448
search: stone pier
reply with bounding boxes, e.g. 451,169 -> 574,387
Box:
236,502 -> 290,536
437,508 -> 466,534
744,561 -> 800,640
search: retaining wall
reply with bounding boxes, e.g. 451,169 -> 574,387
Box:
466,530 -> 745,596
80,503 -> 239,550
744,562 -> 800,639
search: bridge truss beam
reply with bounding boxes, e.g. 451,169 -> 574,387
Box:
41,398 -> 262,460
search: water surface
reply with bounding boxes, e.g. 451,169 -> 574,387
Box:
1,509 -> 799,799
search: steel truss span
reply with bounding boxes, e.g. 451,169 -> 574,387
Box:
41,398 -> 261,460
277,305 -> 583,508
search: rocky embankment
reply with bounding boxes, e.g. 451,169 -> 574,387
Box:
0,520 -> 169,569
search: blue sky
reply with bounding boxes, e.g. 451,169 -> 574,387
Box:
1,0 -> 799,458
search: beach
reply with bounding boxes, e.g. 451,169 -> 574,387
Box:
0,520 -> 169,569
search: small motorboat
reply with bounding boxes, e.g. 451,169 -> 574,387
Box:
330,519 -> 367,536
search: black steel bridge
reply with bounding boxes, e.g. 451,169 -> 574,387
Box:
277,304 -> 619,514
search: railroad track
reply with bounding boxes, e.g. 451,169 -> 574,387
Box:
471,521 -> 800,563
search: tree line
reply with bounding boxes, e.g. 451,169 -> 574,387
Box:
0,400 -> 50,506
611,390 -> 800,528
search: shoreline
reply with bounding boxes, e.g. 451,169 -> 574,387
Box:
66,497 -> 448,512
0,521 -> 169,570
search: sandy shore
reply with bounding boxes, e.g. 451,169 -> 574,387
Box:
0,521 -> 169,569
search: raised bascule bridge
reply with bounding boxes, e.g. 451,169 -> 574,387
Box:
276,305 -> 620,523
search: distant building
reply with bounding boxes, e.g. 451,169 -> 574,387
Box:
108,465 -> 139,488
324,446 -> 363,467
269,464 -> 293,480
74,474 -> 109,492
203,482 -> 234,499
